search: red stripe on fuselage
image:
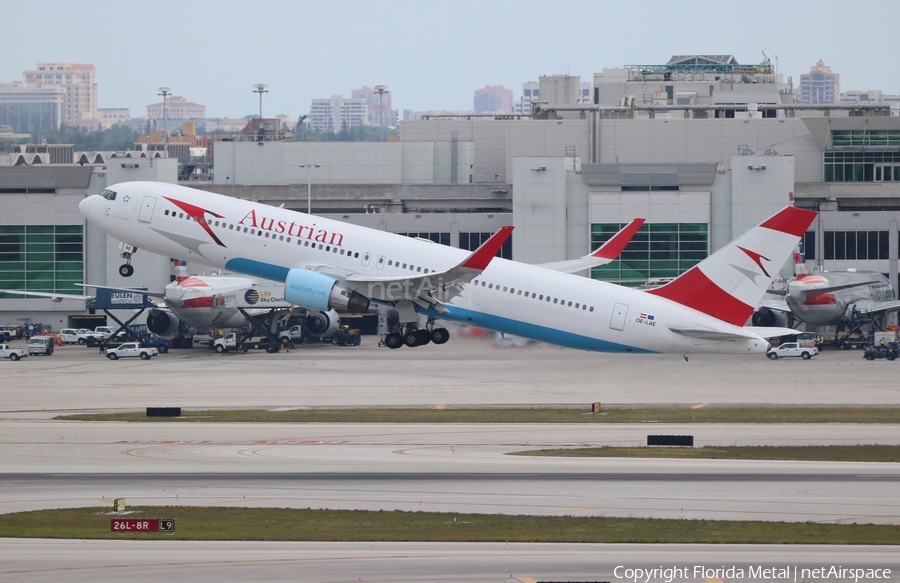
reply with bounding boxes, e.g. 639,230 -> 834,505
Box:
646,267 -> 753,326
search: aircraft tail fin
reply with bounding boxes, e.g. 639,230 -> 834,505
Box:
646,206 -> 817,326
174,259 -> 189,283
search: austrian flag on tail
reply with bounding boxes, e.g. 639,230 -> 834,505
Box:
647,206 -> 817,326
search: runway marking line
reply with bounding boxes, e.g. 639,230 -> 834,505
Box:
435,404 -> 446,409
705,578 -> 725,583
518,578 -> 538,583
692,403 -> 708,409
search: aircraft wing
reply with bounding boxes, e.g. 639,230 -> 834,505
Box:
0,289 -> 92,302
759,295 -> 790,313
79,284 -> 166,300
854,299 -> 900,315
537,218 -> 645,274
296,226 -> 514,311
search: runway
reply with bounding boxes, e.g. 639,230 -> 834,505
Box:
1,336 -> 899,580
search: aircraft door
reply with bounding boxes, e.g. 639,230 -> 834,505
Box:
376,255 -> 386,269
138,196 -> 157,224
609,302 -> 628,331
362,252 -> 371,266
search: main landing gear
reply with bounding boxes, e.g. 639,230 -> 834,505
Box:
384,322 -> 450,349
118,243 -> 137,277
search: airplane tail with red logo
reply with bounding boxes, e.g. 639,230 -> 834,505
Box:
646,206 -> 817,326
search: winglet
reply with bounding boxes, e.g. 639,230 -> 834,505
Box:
590,218 -> 645,259
462,226 -> 513,270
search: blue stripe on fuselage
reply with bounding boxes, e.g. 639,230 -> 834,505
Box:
223,256 -> 655,353
225,258 -> 290,283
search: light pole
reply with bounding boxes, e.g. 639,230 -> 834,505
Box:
158,87 -> 171,148
299,163 -> 321,214
374,85 -> 389,141
252,83 -> 268,120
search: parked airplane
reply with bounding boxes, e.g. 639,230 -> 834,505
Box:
78,181 -> 816,355
2,261 -> 344,343
756,271 -> 900,327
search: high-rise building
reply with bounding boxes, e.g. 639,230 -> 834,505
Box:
0,82 -> 65,134
309,95 -> 368,133
23,62 -> 98,127
473,85 -> 513,113
799,60 -> 840,104
352,86 -> 395,127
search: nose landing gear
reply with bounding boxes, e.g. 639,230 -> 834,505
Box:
118,242 -> 137,277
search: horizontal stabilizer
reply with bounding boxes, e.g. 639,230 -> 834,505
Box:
538,218 -> 644,274
743,326 -> 804,339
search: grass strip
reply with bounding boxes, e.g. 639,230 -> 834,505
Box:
510,445 -> 900,462
56,407 -> 900,424
1,507 -> 897,544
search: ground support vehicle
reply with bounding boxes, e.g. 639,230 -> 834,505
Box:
766,342 -> 818,360
212,333 -> 278,353
0,344 -> 28,360
278,325 -> 304,346
27,336 -> 54,356
864,342 -> 899,361
331,328 -> 361,346
106,342 -> 158,360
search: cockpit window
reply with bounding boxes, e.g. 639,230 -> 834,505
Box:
98,189 -> 117,201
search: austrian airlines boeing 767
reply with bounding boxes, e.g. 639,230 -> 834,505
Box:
79,181 -> 815,355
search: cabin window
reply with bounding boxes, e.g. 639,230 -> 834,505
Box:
553,298 -> 558,304
589,306 -> 594,312
354,252 -> 359,258
286,237 -> 291,243
517,290 -> 522,295
326,246 -> 331,252
417,267 -> 422,272
539,294 -> 543,300
341,249 -> 345,255
575,303 -> 580,308
488,283 -> 494,289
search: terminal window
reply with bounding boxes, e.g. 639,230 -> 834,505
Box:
589,222 -> 708,284
0,225 -> 83,296
824,150 -> 900,182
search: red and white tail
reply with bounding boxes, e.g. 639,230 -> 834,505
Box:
174,259 -> 189,283
646,206 -> 817,326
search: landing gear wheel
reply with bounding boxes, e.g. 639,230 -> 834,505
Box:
385,332 -> 403,349
431,327 -> 450,345
119,264 -> 134,277
416,330 -> 431,345
403,330 -> 421,347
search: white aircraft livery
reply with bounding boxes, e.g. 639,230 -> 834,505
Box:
79,181 -> 816,355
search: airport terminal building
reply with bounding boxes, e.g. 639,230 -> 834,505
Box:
2,55 -> 900,330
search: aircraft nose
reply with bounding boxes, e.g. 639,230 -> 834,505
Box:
78,196 -> 92,219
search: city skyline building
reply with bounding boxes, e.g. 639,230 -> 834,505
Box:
799,59 -> 840,104
473,85 -> 513,113
352,86 -> 395,127
22,62 -> 98,128
0,82 -> 65,134
309,95 -> 368,133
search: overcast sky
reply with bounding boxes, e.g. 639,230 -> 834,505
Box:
3,0 -> 897,121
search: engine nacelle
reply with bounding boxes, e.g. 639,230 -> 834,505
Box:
306,309 -> 340,336
146,309 -> 181,337
284,268 -> 370,312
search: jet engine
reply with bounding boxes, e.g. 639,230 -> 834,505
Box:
306,309 -> 341,336
146,309 -> 181,337
284,268 -> 370,312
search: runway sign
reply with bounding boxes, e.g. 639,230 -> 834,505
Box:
111,518 -> 175,533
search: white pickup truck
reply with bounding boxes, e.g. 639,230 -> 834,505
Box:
766,342 -> 818,360
0,344 -> 28,361
106,342 -> 158,360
